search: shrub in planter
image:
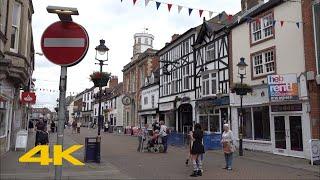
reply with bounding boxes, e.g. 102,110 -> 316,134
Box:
90,71 -> 111,87
231,83 -> 252,95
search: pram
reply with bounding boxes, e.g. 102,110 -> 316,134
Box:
144,130 -> 164,153
35,130 -> 49,146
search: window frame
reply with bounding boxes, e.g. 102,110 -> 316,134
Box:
205,43 -> 215,62
250,11 -> 275,47
182,65 -> 190,90
250,46 -> 276,80
201,71 -> 218,97
10,1 -> 22,53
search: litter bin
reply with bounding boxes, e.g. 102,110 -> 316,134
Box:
84,137 -> 100,163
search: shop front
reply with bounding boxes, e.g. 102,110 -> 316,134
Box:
138,109 -> 158,129
158,101 -> 175,130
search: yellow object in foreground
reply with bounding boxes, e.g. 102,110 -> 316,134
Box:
19,145 -> 84,166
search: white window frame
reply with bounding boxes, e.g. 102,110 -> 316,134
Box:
252,48 -> 275,78
251,13 -> 274,44
171,70 -> 178,93
10,2 -> 21,53
201,71 -> 218,97
206,43 -> 215,62
182,65 -> 189,90
198,110 -> 221,133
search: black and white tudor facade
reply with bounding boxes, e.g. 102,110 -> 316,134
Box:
158,13 -> 231,134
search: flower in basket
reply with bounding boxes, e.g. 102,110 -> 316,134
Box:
89,71 -> 111,87
230,83 -> 252,95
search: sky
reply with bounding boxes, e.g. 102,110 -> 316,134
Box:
32,0 -> 241,109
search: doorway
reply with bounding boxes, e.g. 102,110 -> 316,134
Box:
178,104 -> 193,133
273,115 -> 304,157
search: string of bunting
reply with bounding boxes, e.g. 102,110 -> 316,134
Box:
34,88 -> 80,95
120,0 -> 303,29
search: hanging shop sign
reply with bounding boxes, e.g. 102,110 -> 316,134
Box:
267,74 -> 299,102
21,92 -> 36,104
122,95 -> 131,106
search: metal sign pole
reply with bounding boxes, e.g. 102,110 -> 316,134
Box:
55,66 -> 67,180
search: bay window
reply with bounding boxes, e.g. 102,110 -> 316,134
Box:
201,72 -> 218,96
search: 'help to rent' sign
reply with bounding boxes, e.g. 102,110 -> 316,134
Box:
267,74 -> 299,101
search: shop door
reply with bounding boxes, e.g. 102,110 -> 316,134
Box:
273,115 -> 304,157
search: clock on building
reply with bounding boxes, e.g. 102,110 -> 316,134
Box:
122,95 -> 131,106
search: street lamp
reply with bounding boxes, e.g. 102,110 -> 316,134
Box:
95,39 -> 109,137
236,57 -> 248,157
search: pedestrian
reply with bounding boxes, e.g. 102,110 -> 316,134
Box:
28,120 -> 34,132
104,122 -> 109,132
159,121 -> 168,153
72,120 -> 77,133
221,123 -> 235,170
50,121 -> 56,133
185,127 -> 193,166
190,123 -> 205,177
77,121 -> 81,133
35,119 -> 48,146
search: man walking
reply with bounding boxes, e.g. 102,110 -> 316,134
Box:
159,121 -> 168,153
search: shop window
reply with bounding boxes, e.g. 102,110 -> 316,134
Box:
199,115 -> 208,131
253,106 -> 270,140
0,101 -> 7,137
238,108 -> 253,139
209,115 -> 220,133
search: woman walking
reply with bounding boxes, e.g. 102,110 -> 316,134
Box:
190,123 -> 205,177
221,123 -> 235,170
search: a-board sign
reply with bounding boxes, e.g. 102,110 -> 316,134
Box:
15,130 -> 28,151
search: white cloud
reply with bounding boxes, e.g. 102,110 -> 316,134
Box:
32,0 -> 240,108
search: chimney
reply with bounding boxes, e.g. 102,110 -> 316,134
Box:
241,0 -> 264,11
109,76 -> 118,89
171,34 -> 180,42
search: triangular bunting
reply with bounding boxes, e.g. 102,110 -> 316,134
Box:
280,21 -> 284,27
255,18 -> 260,24
199,10 -> 203,17
178,6 -> 183,14
227,15 -> 233,22
237,16 -> 241,23
296,22 -> 300,29
167,4 -> 172,12
145,0 -> 150,6
272,20 -> 276,27
133,0 -> 137,5
209,11 -> 213,18
188,8 -> 193,16
156,2 -> 161,10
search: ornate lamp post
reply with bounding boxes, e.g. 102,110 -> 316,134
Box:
236,57 -> 248,156
95,40 -> 109,136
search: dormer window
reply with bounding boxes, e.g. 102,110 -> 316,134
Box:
250,12 -> 274,45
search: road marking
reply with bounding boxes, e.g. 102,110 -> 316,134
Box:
44,38 -> 85,47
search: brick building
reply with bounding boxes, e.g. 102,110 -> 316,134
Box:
122,32 -> 159,127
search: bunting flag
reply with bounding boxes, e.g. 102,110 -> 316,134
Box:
178,5 -> 183,14
199,10 -> 203,17
255,18 -> 260,24
209,11 -> 213,18
296,22 -> 300,28
133,0 -> 137,5
272,20 -> 277,27
156,1 -> 161,10
280,21 -> 284,27
167,4 -> 172,12
188,8 -> 193,16
145,0 -> 150,6
237,16 -> 241,23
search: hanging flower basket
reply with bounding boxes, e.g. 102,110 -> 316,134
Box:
89,71 -> 111,87
231,83 -> 252,96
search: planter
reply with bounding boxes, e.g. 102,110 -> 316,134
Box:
231,83 -> 252,96
92,77 -> 109,87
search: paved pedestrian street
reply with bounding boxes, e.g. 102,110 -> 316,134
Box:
1,128 -> 319,179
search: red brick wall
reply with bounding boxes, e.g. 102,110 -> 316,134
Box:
301,0 -> 320,139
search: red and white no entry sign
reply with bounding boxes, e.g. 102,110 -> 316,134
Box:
41,21 -> 89,66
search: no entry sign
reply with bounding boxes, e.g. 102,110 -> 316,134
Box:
41,21 -> 89,66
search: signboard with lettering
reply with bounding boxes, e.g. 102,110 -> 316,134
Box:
271,104 -> 302,112
159,102 -> 174,111
267,74 -> 299,101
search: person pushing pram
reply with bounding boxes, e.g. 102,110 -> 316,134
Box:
145,129 -> 164,153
